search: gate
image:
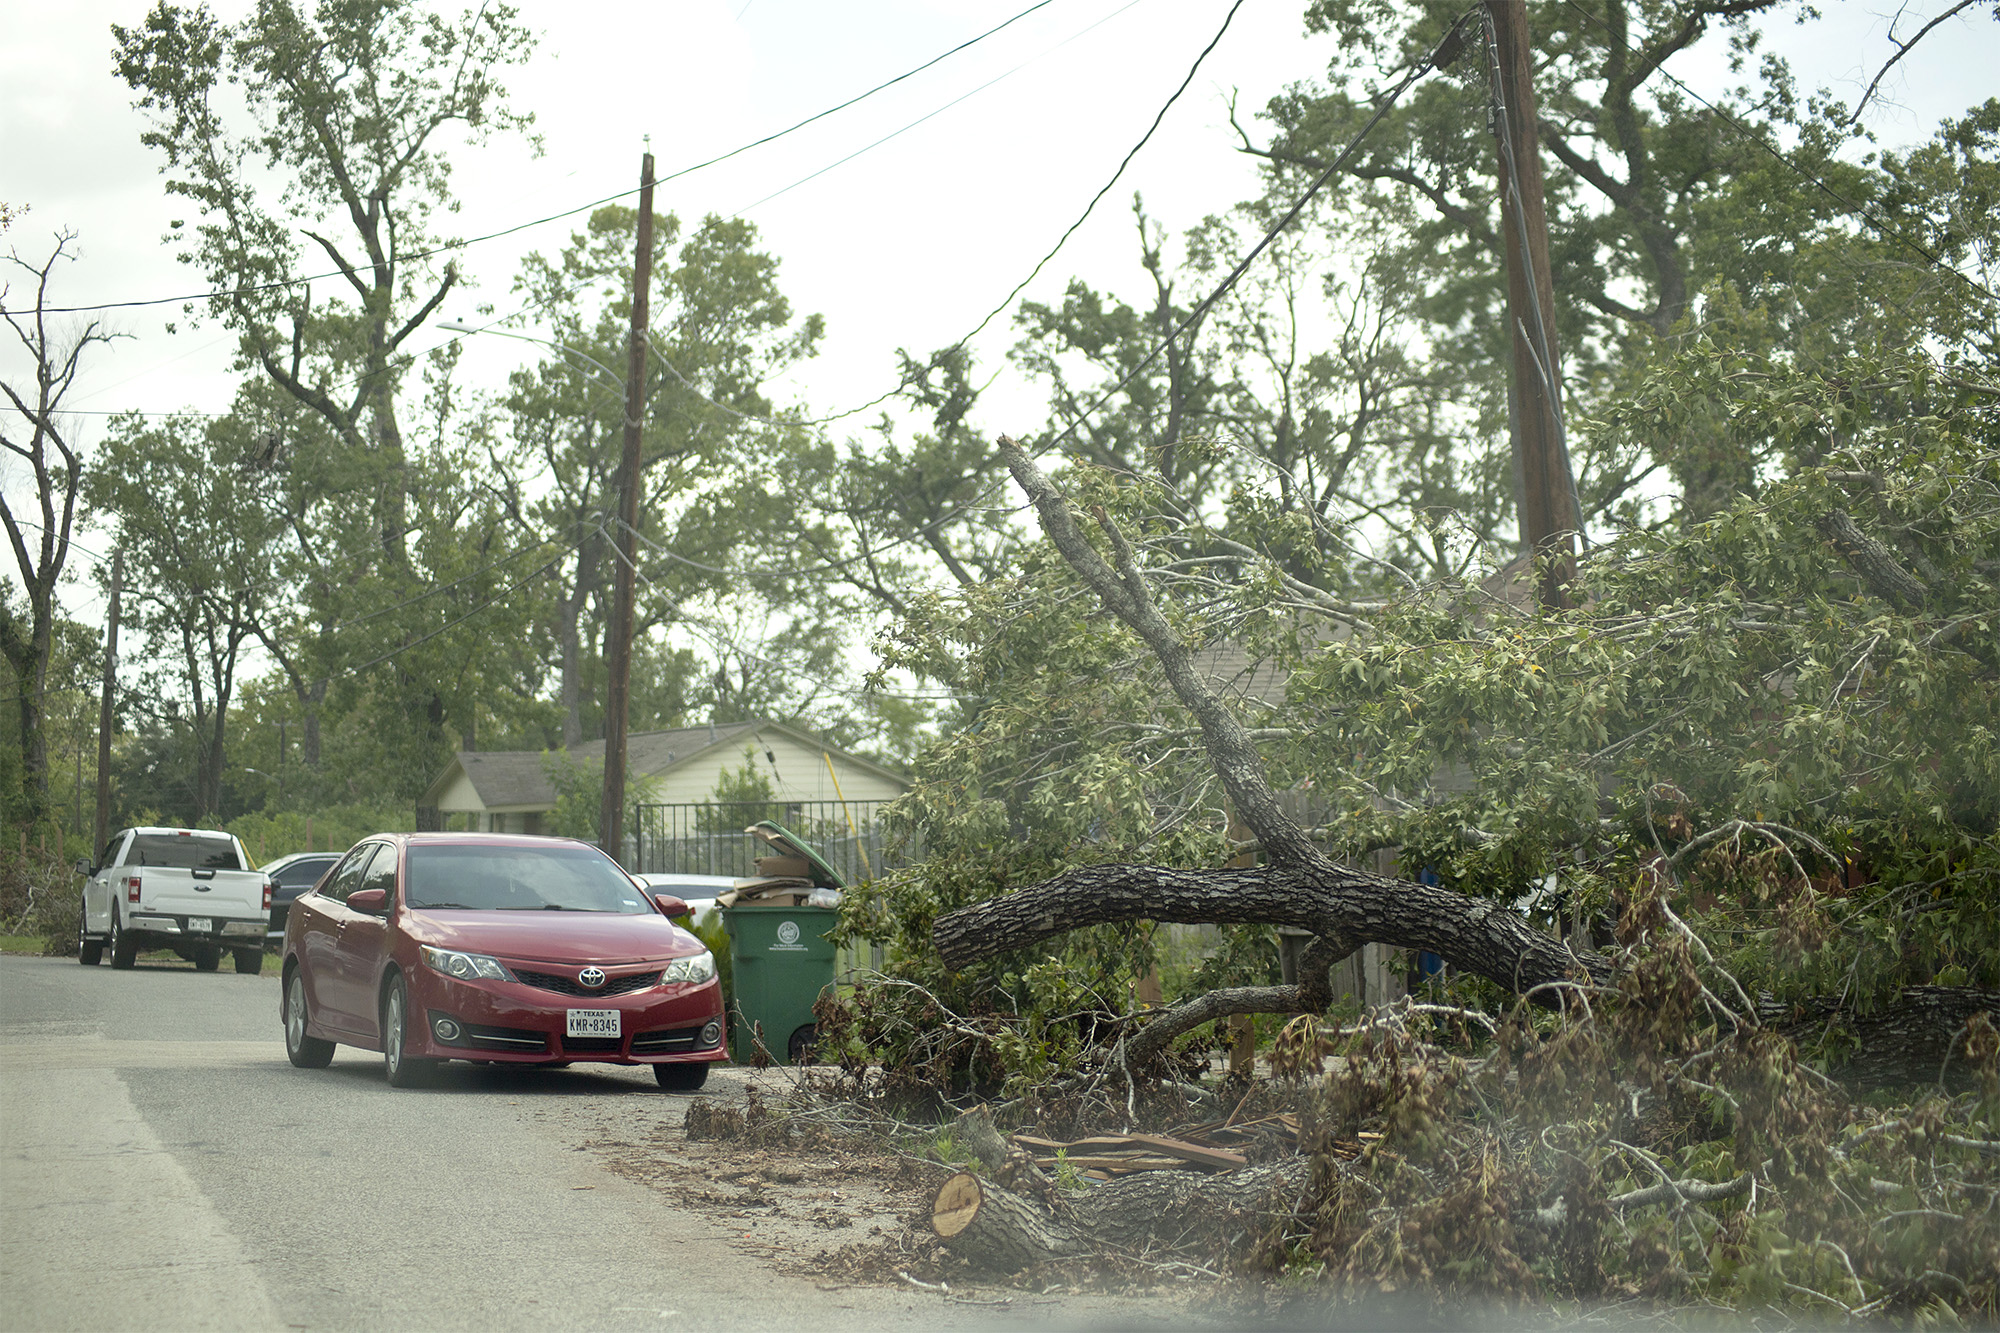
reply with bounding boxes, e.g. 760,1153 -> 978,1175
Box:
629,799 -> 897,885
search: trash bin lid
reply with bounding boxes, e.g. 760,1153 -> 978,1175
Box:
744,820 -> 845,889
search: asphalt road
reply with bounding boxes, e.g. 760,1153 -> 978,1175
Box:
0,954 -> 1199,1333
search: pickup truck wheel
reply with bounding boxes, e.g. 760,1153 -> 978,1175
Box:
109,909 -> 137,970
381,976 -> 435,1088
192,945 -> 222,972
233,948 -> 263,975
654,1061 -> 709,1092
77,897 -> 103,966
284,971 -> 336,1068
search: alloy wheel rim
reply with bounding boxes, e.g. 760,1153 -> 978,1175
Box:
286,976 -> 306,1051
386,989 -> 404,1074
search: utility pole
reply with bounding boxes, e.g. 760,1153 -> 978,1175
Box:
1487,0 -> 1577,609
600,149 -> 656,865
93,550 -> 122,855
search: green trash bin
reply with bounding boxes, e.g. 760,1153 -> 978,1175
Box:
721,902 -> 838,1064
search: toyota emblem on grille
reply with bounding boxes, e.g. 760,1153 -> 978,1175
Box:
578,966 -> 607,989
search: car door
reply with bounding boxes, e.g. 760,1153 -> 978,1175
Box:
87,831 -> 130,934
324,844 -> 398,1043
296,845 -> 377,1036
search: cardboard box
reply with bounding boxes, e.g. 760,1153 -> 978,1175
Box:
754,856 -> 812,879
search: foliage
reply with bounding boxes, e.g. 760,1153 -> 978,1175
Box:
0,841 -> 83,955
224,802 -> 413,863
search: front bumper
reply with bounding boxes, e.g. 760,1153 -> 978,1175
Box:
406,968 -> 726,1066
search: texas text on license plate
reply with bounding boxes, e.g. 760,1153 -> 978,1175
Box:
566,1009 -> 620,1038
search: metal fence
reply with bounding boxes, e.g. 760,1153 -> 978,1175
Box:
629,799 -> 898,886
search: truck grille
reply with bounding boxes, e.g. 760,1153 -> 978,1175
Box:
513,969 -> 661,997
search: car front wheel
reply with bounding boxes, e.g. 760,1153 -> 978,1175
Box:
381,975 -> 435,1088
653,1061 -> 709,1093
284,970 -> 336,1069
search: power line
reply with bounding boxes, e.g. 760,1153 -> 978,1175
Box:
31,0 -> 1062,318
1026,20 -> 1458,461
632,0 -> 1250,436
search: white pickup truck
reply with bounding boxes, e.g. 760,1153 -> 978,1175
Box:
77,827 -> 272,974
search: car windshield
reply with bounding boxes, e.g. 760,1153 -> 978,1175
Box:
129,833 -> 242,870
405,844 -> 652,914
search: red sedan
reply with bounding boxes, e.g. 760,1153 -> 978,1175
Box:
280,833 -> 726,1091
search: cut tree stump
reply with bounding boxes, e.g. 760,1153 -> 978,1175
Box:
932,1172 -> 1083,1270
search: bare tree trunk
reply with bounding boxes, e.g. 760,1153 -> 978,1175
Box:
932,1160 -> 1314,1269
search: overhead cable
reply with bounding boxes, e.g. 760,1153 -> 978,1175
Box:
32,0 -> 1061,317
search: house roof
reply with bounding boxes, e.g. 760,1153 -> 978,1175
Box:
451,751 -> 560,810
420,719 -> 908,812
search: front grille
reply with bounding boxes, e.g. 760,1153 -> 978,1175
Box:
460,1023 -> 548,1052
513,969 -> 661,997
631,1024 -> 716,1055
562,1036 -> 623,1053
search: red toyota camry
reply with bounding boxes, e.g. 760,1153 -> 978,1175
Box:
279,833 -> 726,1091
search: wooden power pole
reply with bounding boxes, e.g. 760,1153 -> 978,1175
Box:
600,150 -> 656,865
1487,0 -> 1577,609
93,549 -> 122,855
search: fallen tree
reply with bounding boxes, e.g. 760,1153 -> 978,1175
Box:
817,343 -> 2000,1312
916,435 -> 2000,1088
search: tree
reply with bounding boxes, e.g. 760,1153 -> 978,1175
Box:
1,230 -> 116,825
499,206 -> 824,747
114,0 -> 540,796
86,413 -> 283,819
846,313 -> 1999,1086
1239,1 -> 1998,521
114,0 -> 537,560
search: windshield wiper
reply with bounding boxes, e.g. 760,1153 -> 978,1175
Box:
416,901 -> 480,909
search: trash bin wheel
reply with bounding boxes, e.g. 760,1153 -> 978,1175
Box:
787,1023 -> 817,1065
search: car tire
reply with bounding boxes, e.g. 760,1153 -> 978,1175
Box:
653,1061 -> 709,1093
77,896 -> 103,966
283,969 -> 336,1069
109,908 -> 137,970
233,948 -> 263,975
381,975 -> 434,1088
193,945 -> 222,972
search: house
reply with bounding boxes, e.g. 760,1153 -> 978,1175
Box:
417,719 -> 908,835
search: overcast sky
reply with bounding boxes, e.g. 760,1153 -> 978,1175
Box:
5,0 -> 1997,599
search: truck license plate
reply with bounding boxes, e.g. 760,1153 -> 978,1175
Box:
567,1009 -> 620,1038
188,917 -> 212,934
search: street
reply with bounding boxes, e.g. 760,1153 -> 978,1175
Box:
0,954 -> 1193,1332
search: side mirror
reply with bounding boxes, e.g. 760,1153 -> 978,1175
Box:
649,892 -> 690,918
75,858 -> 94,878
346,887 -> 389,914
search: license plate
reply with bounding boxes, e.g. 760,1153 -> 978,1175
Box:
567,1009 -> 620,1038
188,917 -> 212,934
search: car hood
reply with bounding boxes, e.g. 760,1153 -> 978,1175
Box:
402,909 -> 703,966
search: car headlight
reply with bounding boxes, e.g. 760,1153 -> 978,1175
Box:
662,950 -> 715,985
420,945 -> 510,981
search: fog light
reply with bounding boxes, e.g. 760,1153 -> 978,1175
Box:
433,1017 -> 462,1042
700,1020 -> 721,1047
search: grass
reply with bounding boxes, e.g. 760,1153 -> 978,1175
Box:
0,933 -> 48,955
